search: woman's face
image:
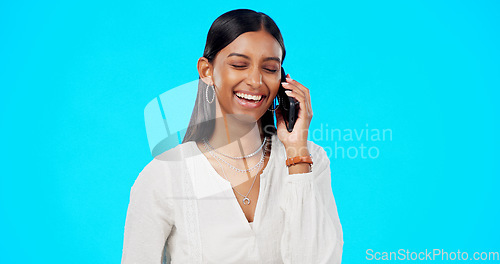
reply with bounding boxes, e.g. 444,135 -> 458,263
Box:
211,30 -> 282,123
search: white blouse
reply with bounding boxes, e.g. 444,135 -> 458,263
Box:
121,133 -> 343,264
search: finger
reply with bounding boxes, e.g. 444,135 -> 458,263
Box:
282,82 -> 305,98
283,83 -> 311,118
285,77 -> 313,117
285,77 -> 312,113
285,76 -> 310,99
284,90 -> 310,120
282,83 -> 308,114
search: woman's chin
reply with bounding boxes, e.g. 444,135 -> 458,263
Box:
228,112 -> 259,124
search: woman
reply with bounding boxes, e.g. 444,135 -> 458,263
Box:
122,9 -> 343,264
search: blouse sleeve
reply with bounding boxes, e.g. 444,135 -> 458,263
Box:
121,159 -> 175,264
279,142 -> 344,264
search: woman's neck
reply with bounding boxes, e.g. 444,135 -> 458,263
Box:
206,113 -> 266,157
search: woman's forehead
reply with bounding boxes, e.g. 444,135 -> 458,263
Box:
219,31 -> 282,60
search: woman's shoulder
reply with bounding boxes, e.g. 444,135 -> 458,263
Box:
154,140 -> 196,163
133,141 -> 195,189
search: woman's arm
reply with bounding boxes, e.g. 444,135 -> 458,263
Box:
280,142 -> 344,264
121,160 -> 175,264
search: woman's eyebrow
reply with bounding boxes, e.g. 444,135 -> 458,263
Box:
227,52 -> 281,63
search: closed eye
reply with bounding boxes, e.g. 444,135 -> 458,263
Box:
231,65 -> 277,73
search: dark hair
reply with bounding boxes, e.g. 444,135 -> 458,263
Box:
182,9 -> 286,144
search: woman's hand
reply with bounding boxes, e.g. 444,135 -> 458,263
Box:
275,74 -> 313,158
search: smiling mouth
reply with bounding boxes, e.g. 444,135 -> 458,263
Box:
234,92 -> 266,103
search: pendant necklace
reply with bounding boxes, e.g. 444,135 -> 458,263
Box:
202,137 -> 270,205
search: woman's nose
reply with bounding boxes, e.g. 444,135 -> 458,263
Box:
245,67 -> 263,88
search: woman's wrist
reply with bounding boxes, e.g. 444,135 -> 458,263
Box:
287,161 -> 312,174
285,144 -> 312,174
285,143 -> 309,157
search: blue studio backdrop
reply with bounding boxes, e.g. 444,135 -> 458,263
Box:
1,0 -> 499,263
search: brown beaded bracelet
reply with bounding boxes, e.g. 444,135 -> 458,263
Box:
286,154 -> 313,167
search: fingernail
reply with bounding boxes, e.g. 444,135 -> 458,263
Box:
281,82 -> 289,86
285,90 -> 292,95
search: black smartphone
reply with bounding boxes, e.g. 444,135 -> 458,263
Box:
277,67 -> 300,132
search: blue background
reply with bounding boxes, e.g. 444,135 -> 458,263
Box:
1,0 -> 498,263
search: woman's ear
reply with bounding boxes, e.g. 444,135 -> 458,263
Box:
197,57 -> 213,86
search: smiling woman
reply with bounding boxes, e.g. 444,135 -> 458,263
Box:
121,8 -> 343,264
182,11 -> 286,143
198,30 -> 282,124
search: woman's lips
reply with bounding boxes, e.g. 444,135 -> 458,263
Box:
233,92 -> 266,109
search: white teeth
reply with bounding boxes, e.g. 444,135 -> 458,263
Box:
235,92 -> 262,101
